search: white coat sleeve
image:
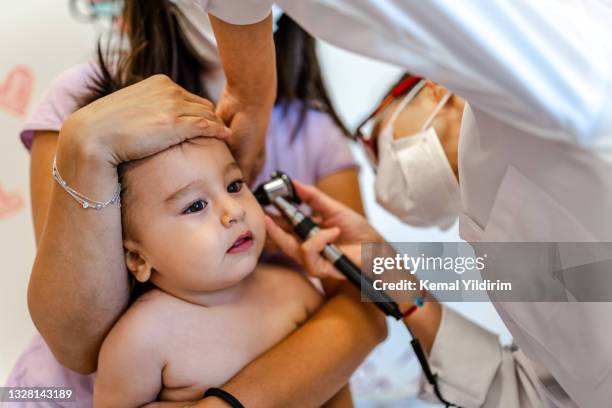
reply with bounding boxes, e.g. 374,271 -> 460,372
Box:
401,0 -> 611,146
418,306 -> 550,407
205,0 -> 272,25
280,0 -> 611,146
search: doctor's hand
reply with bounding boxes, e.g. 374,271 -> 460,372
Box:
210,14 -> 276,185
216,87 -> 270,185
265,180 -> 384,281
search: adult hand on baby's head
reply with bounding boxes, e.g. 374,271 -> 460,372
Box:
265,180 -> 384,281
216,86 -> 268,185
60,74 -> 231,168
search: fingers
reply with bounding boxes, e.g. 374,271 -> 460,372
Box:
173,116 -> 232,141
149,74 -> 215,111
156,80 -> 230,141
248,152 -> 266,184
179,102 -> 224,122
264,215 -> 302,261
232,142 -> 266,185
175,85 -> 215,110
263,235 -> 281,252
300,227 -> 347,281
265,213 -> 293,233
178,101 -> 231,140
264,216 -> 346,281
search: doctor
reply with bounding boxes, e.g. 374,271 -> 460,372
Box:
202,1 -> 612,407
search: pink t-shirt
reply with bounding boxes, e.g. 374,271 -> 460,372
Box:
8,63 -> 357,407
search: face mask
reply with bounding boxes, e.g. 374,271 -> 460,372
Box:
375,85 -> 461,230
166,0 -> 284,68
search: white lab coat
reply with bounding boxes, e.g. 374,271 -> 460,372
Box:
203,1 -> 612,407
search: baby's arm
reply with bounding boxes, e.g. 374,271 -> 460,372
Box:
93,311 -> 166,408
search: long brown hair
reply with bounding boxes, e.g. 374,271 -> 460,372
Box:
83,0 -> 348,139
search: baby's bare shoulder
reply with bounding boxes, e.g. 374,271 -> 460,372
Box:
252,264 -> 323,311
104,289 -> 208,353
253,264 -> 309,288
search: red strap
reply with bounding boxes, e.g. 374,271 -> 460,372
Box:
391,75 -> 422,97
402,304 -> 419,319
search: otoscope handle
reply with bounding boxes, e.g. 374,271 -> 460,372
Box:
333,255 -> 403,320
294,217 -> 317,239
293,217 -> 403,320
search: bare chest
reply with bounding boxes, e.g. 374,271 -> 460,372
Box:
158,278 -> 313,401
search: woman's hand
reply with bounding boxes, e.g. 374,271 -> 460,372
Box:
61,74 -> 230,168
265,180 -> 384,280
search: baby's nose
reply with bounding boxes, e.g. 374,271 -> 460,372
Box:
221,198 -> 246,227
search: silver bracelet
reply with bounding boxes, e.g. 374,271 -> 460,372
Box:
52,156 -> 121,210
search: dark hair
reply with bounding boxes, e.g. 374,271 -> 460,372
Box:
273,14 -> 348,139
83,1 -> 348,140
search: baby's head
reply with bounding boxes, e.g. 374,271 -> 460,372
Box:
119,138 -> 266,298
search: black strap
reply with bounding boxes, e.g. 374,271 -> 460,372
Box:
203,387 -> 245,408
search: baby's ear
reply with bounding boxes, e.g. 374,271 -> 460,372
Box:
123,240 -> 152,283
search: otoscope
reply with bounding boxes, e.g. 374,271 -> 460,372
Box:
254,171 -> 403,319
254,172 -> 460,408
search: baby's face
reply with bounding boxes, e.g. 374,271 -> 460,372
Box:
121,138 -> 265,295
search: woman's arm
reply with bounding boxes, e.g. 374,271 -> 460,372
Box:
315,168 -> 364,216
316,167 -> 365,407
28,129 -> 130,374
30,132 -> 58,243
196,284 -> 386,408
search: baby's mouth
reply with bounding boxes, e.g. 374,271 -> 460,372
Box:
227,231 -> 254,253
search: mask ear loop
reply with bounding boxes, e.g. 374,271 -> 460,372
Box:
387,79 -> 427,127
421,92 -> 453,131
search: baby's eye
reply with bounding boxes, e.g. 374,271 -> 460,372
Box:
227,179 -> 245,193
183,200 -> 207,214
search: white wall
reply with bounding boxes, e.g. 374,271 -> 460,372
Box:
0,1 -> 98,383
0,3 -> 510,404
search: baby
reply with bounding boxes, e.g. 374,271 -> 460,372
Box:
93,138 -> 348,407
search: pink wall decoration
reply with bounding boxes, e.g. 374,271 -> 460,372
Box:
0,184 -> 25,220
0,65 -> 34,117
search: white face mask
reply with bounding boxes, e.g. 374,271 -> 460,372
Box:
374,82 -> 461,230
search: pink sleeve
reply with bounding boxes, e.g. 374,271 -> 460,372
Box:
20,62 -> 99,151
308,110 -> 358,180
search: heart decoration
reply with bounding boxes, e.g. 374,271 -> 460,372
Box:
0,65 -> 34,117
0,184 -> 25,220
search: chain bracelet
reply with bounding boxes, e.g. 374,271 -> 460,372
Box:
52,156 -> 121,210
